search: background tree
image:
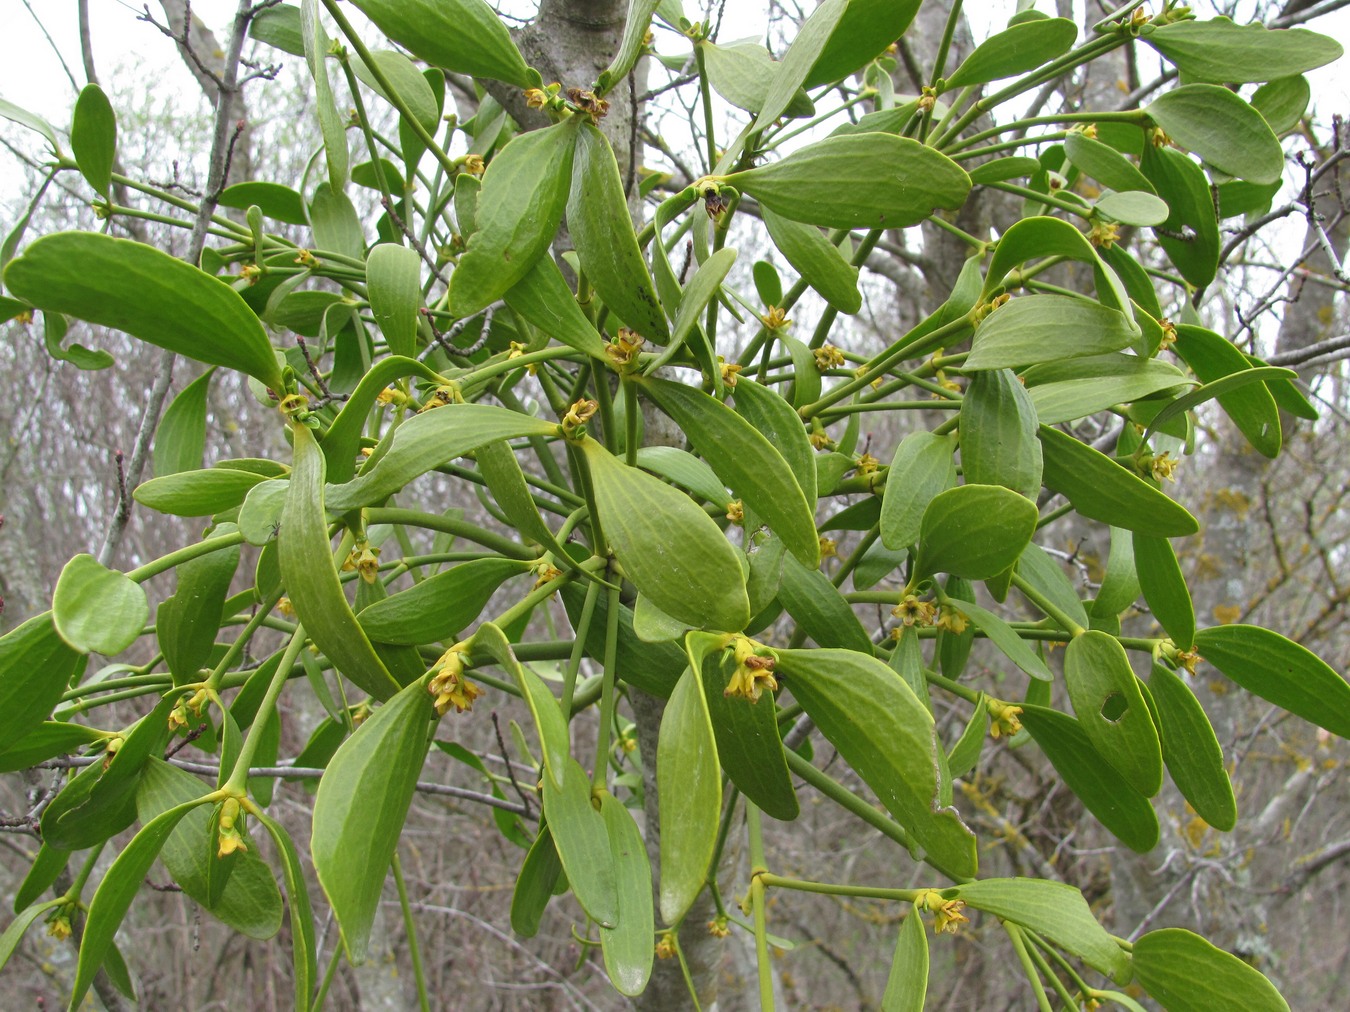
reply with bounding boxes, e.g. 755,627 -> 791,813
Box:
1,1 -> 1348,1009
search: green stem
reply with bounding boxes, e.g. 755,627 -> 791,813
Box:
126,530 -> 247,584
561,578 -> 600,716
64,843 -> 106,902
392,853 -> 432,1012
224,625 -> 307,794
313,939 -> 344,1012
783,749 -> 920,854
592,584 -> 622,790
746,804 -> 774,1012
364,507 -> 536,559
1009,571 -> 1086,637
1005,923 -> 1054,1012
205,586 -> 286,694
758,874 -> 920,902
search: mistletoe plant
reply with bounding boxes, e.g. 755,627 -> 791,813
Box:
1,0 -> 1346,1008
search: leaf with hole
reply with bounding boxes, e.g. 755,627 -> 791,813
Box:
1064,630 -> 1162,797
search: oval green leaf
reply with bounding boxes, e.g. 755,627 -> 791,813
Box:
1133,533 -> 1195,649
1064,630 -> 1163,797
1143,18 -> 1342,85
542,757 -> 620,927
0,613 -> 83,750
599,793 -> 654,996
1140,143 -> 1220,290
959,368 -> 1042,498
71,84 -> 117,197
881,904 -> 928,1012
657,667 -> 721,925
349,0 -> 534,87
916,484 -> 1038,582
880,431 -> 958,550
761,205 -> 861,314
1148,663 -> 1236,831
357,558 -> 526,645
53,554 -> 147,656
157,527 -> 241,683
945,18 -> 1078,88
1147,85 -> 1284,185
805,0 -> 923,88
965,295 -> 1138,371
1133,928 -> 1290,1012
366,243 -> 422,358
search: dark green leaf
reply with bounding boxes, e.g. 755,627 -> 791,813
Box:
511,823 -> 562,937
1064,630 -> 1163,797
0,613 -> 82,751
0,722 -> 103,774
219,182 -> 308,225
945,18 -> 1077,88
778,647 -> 977,879
958,601 -> 1052,681
761,205 -> 861,314
349,0 -> 535,87
805,0 -> 923,87
732,376 -> 818,505
946,696 -> 987,779
158,526 -> 241,683
1133,928 -> 1290,1011
1147,85 -> 1284,184
1140,143 -> 1220,290
1064,132 -> 1154,194
71,84 -> 117,197
249,3 -> 304,56
725,133 -> 970,231
916,484 -> 1038,582
965,295 -> 1138,371
1133,534 -> 1195,649
4,233 -> 284,390
755,0 -> 846,125
312,675 -> 435,962
778,553 -> 873,654
1195,625 -> 1350,739
357,558 -> 526,644
1148,663 -> 1236,831
1169,325 -> 1283,458
959,368 -> 1042,498
1020,704 -> 1159,852
504,255 -> 608,360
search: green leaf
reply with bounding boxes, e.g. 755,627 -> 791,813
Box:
542,758 -> 620,927
71,84 -> 117,197
947,696 -> 988,779
504,255 -> 608,361
365,243 -> 421,358
966,295 -> 1137,371
805,0 -> 923,88
646,246 -> 737,372
135,467 -> 268,518
349,0 -> 534,88
916,485 -> 1038,582
1025,353 -> 1189,425
68,799 -> 205,1012
1252,76 -> 1311,136
959,368 -> 1042,498
1094,527 -> 1142,619
158,527 -> 241,683
581,437 -> 749,631
882,905 -> 929,1012
777,553 -> 873,653
3,233 -> 284,390
511,823 -> 563,937
1195,624 -> 1350,739
1064,630 -> 1162,797
0,96 -> 61,154
1169,325 -> 1284,458
52,554 -> 147,656
1140,143 -> 1220,290
312,675 -> 435,962
732,376 -> 818,505
1133,534 -> 1195,649
1096,190 -> 1170,227
725,133 -> 970,230
981,215 -> 1133,318
945,18 -> 1077,88
137,759 -> 283,939
567,121 -> 668,341
352,49 -> 440,134
1019,704 -> 1159,852
958,602 -> 1052,682
300,0 -> 348,191
599,794 -> 654,996
325,403 -> 558,511
1064,132 -> 1154,194
635,446 -> 727,506
755,0 -> 846,127
693,636 -> 798,822
560,583 -> 687,698
1148,664 -> 1236,831
310,182 -> 365,258
1147,86 -> 1284,185
357,558 -> 525,644
968,155 -> 1041,184
466,623 -> 571,790
880,431 -> 957,550
777,648 -> 977,879
657,667 -> 721,925
38,309 -> 114,370
599,0 -> 662,93
0,901 -> 58,977
761,205 -> 861,313
1142,18 -> 1341,85
219,181 -> 308,225
154,369 -> 212,476
641,375 -> 817,566
249,3 -> 304,56
0,722 -> 103,774
0,613 -> 82,751
1016,542 -> 1091,631
450,120 -> 577,316
701,42 -> 814,119
1038,424 -> 1198,537
253,810 -> 319,1010
955,878 -> 1130,983
281,424 -> 401,700
1133,928 -> 1290,1012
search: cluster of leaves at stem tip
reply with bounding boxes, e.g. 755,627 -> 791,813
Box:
0,0 -> 1345,1008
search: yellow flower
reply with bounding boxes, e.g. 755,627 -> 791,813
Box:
342,543 -> 381,584
919,890 -> 969,935
819,536 -> 838,559
708,916 -> 731,938
808,430 -> 833,451
428,645 -> 483,715
461,154 -> 486,176
725,640 -> 779,703
276,596 -> 295,618
936,605 -> 969,635
813,344 -> 845,371
46,910 -> 73,942
216,798 -> 248,859
294,249 -> 318,266
1158,317 -> 1178,349
524,88 -> 549,109
532,563 -> 563,589
417,385 -> 461,413
892,595 -> 937,627
760,305 -> 791,330
605,328 -> 645,369
655,931 -> 678,959
719,357 -> 742,388
988,699 -> 1023,739
917,86 -> 937,114
1150,451 -> 1180,483
561,398 -> 599,438
1088,221 -> 1120,248
726,500 -> 745,524
1173,646 -> 1202,675
168,699 -> 191,734
855,453 -> 880,476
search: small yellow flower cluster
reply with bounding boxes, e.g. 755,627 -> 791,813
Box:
987,699 -> 1024,739
605,328 -> 645,369
1149,451 -> 1180,483
892,594 -> 937,628
726,500 -> 745,524
1088,221 -> 1120,249
725,637 -> 779,703
818,536 -> 838,559
461,154 -> 486,176
561,398 -> 599,438
719,356 -> 742,388
917,86 -> 937,114
813,344 -> 845,372
760,305 -> 791,330
655,931 -> 678,960
417,385 -> 462,413
1158,317 -> 1178,349
855,453 -> 880,476
217,797 -> 248,859
342,542 -> 381,584
707,916 -> 731,938
428,645 -> 483,716
532,562 -> 563,589
935,605 -> 969,635
567,87 -> 610,120
507,341 -> 537,374
294,249 -> 318,267
46,907 -> 74,941
918,889 -> 969,935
